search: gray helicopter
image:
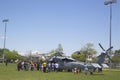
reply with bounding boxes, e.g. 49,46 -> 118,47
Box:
64,43 -> 113,72
47,44 -> 112,72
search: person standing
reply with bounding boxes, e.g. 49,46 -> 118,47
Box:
55,62 -> 59,72
42,61 -> 47,72
5,59 -> 8,66
30,61 -> 35,71
84,66 -> 88,75
17,60 -> 22,71
73,67 -> 79,74
21,61 -> 24,70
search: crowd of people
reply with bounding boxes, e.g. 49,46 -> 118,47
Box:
17,60 -> 59,72
17,60 -> 93,75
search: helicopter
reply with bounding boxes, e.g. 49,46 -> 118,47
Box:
47,43 -> 113,72
64,43 -> 113,72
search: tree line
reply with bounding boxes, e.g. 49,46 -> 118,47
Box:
0,48 -> 23,62
0,43 -> 120,63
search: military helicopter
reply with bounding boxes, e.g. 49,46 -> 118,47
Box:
64,43 -> 113,72
47,44 -> 112,72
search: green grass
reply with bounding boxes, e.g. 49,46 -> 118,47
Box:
0,63 -> 120,80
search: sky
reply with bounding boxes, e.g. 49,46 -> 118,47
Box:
0,0 -> 120,56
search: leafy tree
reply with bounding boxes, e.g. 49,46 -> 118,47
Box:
0,48 -> 22,62
0,49 -> 3,58
111,49 -> 120,63
49,44 -> 64,57
115,49 -> 120,54
71,43 -> 97,62
112,56 -> 120,63
81,43 -> 97,57
71,51 -> 86,62
49,49 -> 56,57
49,50 -> 55,55
55,44 -> 63,52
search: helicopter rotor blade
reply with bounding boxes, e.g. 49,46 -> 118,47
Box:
107,46 -> 113,52
99,43 -> 105,51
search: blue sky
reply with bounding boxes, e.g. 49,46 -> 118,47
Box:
0,0 -> 120,56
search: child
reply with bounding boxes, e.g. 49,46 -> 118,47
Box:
73,67 -> 79,74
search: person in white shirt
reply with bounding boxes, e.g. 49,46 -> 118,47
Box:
55,62 -> 59,72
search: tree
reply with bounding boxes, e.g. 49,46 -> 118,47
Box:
81,43 -> 97,56
71,52 -> 86,62
81,43 -> 97,61
0,49 -> 3,58
55,44 -> 63,52
71,43 -> 97,62
115,49 -> 120,54
49,44 -> 64,57
49,49 -> 56,57
0,48 -> 22,62
112,56 -> 120,63
111,49 -> 120,63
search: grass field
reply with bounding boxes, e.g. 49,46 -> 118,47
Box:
0,63 -> 120,80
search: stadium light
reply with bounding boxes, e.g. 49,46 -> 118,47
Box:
104,0 -> 116,52
2,19 -> 9,64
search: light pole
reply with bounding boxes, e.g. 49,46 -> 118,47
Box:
104,0 -> 116,53
2,19 -> 9,64
104,0 -> 116,67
